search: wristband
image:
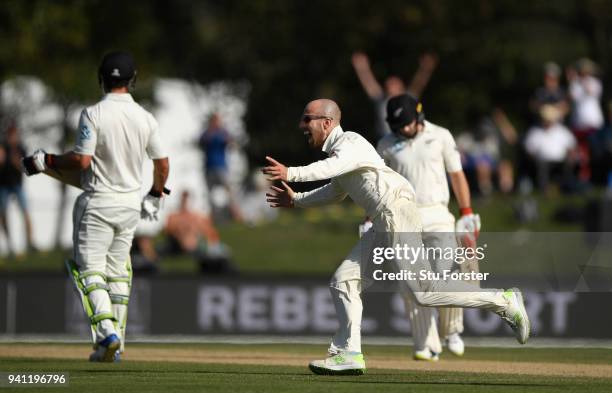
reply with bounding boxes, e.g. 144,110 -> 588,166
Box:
459,207 -> 473,216
148,189 -> 162,198
149,187 -> 171,198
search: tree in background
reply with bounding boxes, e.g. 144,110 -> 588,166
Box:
0,0 -> 610,238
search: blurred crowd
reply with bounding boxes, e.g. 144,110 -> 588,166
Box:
130,111 -> 277,274
458,58 -> 610,199
351,52 -> 611,199
1,52 -> 610,264
0,120 -> 36,258
0,109 -> 277,268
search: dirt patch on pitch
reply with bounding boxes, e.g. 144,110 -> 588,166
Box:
2,345 -> 610,379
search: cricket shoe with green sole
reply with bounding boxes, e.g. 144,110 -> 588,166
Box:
413,348 -> 440,361
446,333 -> 465,356
308,352 -> 366,375
498,288 -> 530,344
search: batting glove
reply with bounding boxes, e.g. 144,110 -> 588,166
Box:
455,208 -> 481,249
141,194 -> 162,221
141,187 -> 171,221
21,149 -> 50,176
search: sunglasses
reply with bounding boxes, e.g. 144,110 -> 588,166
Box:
302,114 -> 332,123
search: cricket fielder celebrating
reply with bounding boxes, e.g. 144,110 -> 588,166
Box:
378,94 -> 479,361
21,51 -> 169,362
264,99 -> 528,375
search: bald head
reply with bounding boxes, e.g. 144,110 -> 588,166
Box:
300,99 -> 342,149
305,99 -> 341,126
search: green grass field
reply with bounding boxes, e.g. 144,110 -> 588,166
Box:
1,343 -> 611,392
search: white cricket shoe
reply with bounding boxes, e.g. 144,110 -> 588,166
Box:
89,334 -> 121,362
446,333 -> 465,356
413,348 -> 440,362
308,352 -> 366,375
498,288 -> 530,344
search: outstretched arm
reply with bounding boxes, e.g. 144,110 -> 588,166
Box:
266,181 -> 295,208
492,108 -> 518,145
407,52 -> 438,99
262,156 -> 288,181
263,152 -> 365,183
293,180 -> 348,207
266,181 -> 347,208
351,51 -> 384,99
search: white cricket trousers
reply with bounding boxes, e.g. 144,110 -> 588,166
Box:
73,192 -> 139,344
403,205 -> 464,353
328,196 -> 506,355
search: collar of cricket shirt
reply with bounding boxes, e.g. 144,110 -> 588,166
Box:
322,125 -> 343,155
103,93 -> 135,102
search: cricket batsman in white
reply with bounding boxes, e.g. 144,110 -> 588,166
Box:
21,51 -> 170,362
264,98 -> 529,375
378,93 -> 479,360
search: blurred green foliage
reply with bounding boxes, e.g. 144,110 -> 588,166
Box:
1,0 -> 611,165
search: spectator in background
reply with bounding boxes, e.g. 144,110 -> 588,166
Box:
457,108 -> 518,196
492,109 -> 519,194
351,51 -> 438,137
163,190 -> 237,274
567,58 -> 604,182
130,235 -> 159,274
529,62 -> 570,121
164,190 -> 223,257
524,105 -> 578,195
198,113 -> 243,221
0,121 -> 37,256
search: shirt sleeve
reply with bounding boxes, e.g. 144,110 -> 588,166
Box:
73,109 -> 97,155
293,180 -> 348,208
569,80 -> 583,101
287,142 -> 363,182
441,129 -> 462,173
146,115 -> 167,159
585,77 -> 602,98
376,136 -> 394,165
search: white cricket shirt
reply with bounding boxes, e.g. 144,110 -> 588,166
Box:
524,123 -> 576,163
288,126 -> 416,218
74,93 -> 167,209
376,121 -> 462,207
569,76 -> 604,130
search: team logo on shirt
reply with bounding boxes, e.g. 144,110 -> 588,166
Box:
389,140 -> 407,154
80,125 -> 92,140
